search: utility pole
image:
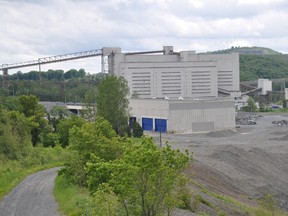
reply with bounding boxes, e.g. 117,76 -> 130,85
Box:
160,130 -> 162,148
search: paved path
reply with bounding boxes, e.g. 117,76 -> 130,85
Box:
0,167 -> 61,216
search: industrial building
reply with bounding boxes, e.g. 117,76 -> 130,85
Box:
130,98 -> 235,133
106,46 -> 240,99
105,46 -> 240,133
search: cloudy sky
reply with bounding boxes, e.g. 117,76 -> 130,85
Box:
1,0 -> 288,74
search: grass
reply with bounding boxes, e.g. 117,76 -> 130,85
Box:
190,180 -> 288,216
54,175 -> 91,216
0,145 -> 69,200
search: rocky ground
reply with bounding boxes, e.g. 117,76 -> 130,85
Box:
148,113 -> 288,215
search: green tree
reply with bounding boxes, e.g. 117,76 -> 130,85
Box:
18,95 -> 47,146
96,75 -> 130,135
89,183 -> 122,216
61,117 -> 127,186
57,116 -> 86,148
0,109 -> 32,159
42,132 -> 59,147
86,137 -> 192,215
242,97 -> 257,112
18,95 -> 44,117
2,96 -> 21,111
82,90 -> 97,122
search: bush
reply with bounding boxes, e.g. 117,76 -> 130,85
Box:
0,110 -> 32,160
60,117 -> 128,186
132,121 -> 143,138
86,137 -> 192,215
42,133 -> 60,147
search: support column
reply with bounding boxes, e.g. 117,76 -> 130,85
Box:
2,68 -> 9,89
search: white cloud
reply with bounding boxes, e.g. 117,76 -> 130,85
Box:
0,0 -> 288,74
237,0 -> 285,5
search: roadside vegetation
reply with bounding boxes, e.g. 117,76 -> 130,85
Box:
54,76 -> 193,215
55,116 -> 192,215
0,95 -> 70,199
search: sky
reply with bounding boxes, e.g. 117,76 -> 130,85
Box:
1,0 -> 288,74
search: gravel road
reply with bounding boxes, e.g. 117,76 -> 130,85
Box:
0,167 -> 61,216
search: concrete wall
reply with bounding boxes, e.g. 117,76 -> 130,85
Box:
129,99 -> 169,130
168,99 -> 235,133
129,98 -> 235,133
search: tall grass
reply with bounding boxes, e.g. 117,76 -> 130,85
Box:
0,145 -> 69,199
54,175 -> 91,216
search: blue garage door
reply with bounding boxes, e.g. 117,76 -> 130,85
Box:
142,118 -> 153,131
155,119 -> 167,133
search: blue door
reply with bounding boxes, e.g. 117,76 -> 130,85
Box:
142,118 -> 153,131
155,119 -> 167,132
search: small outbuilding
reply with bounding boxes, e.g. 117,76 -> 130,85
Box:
129,98 -> 235,133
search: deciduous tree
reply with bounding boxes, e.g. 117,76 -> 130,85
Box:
242,97 -> 257,112
57,116 -> 86,148
87,137 -> 192,215
96,75 -> 130,135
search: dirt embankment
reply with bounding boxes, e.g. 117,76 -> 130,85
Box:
149,113 -> 288,215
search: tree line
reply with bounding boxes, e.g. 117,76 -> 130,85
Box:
9,69 -> 86,81
0,69 -> 107,102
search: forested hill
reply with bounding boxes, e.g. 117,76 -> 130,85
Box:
208,46 -> 288,82
208,46 -> 281,55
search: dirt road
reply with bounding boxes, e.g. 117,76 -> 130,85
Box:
148,113 -> 288,212
0,167 -> 60,216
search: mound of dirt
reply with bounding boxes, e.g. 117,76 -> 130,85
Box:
206,129 -> 238,138
208,146 -> 288,211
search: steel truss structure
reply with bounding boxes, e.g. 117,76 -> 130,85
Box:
0,49 -> 103,75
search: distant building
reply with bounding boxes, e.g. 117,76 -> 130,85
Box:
258,79 -> 272,95
106,46 -> 240,99
104,46 -> 239,133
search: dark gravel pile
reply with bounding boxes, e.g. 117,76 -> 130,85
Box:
272,120 -> 288,127
236,112 -> 262,125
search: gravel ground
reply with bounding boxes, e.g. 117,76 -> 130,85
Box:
0,167 -> 61,216
147,113 -> 288,212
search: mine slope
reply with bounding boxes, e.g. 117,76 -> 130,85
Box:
150,113 -> 288,214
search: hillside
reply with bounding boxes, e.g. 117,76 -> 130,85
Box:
240,54 -> 288,81
208,46 -> 288,82
209,46 -> 282,55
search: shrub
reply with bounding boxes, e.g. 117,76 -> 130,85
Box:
132,121 -> 143,138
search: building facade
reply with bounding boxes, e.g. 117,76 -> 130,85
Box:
130,98 -> 235,133
107,46 -> 240,99
104,46 -> 239,133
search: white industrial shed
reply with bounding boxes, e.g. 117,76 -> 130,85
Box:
129,98 -> 235,133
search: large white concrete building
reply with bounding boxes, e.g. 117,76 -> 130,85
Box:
105,46 -> 240,99
104,46 -> 239,133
